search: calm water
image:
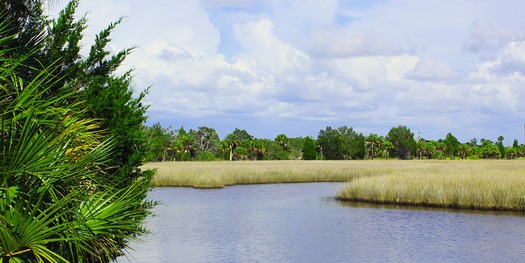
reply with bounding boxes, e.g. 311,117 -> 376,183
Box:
118,183 -> 525,263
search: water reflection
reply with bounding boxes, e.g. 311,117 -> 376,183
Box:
338,199 -> 525,216
119,183 -> 525,263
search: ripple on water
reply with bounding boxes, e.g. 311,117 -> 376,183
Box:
119,183 -> 525,263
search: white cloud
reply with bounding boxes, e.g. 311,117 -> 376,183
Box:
463,20 -> 523,54
467,41 -> 525,118
405,58 -> 458,82
233,19 -> 311,76
309,26 -> 404,58
472,41 -> 525,78
47,0 -> 525,141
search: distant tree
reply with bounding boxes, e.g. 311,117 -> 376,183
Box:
317,126 -> 365,160
144,123 -> 175,161
338,126 -> 366,159
302,137 -> 317,160
416,138 -> 426,159
234,146 -> 249,160
317,126 -> 340,160
506,147 -> 517,159
381,139 -> 394,159
275,134 -> 289,149
223,128 -> 253,160
435,141 -> 446,160
513,139 -> 519,148
386,125 -> 416,159
223,133 -> 238,161
481,140 -> 500,159
468,138 -> 478,147
496,135 -> 506,159
174,127 -> 194,160
480,138 -> 486,145
443,132 -> 460,157
288,137 -> 306,160
272,134 -> 291,160
459,143 -> 471,159
366,133 -> 382,159
248,138 -> 266,160
423,140 -> 436,159
191,126 -> 220,158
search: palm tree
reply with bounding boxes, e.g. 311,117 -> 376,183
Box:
435,142 -> 446,160
381,139 -> 394,159
416,138 -> 427,160
459,144 -> 471,159
366,133 -> 381,160
223,133 -> 238,161
275,134 -> 289,149
0,19 -> 153,262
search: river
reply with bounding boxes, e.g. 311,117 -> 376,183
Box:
118,183 -> 525,262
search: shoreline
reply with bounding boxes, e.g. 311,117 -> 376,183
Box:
144,160 -> 525,212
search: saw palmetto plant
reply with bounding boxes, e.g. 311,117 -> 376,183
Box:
0,12 -> 153,263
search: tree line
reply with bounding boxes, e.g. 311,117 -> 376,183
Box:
144,124 -> 525,161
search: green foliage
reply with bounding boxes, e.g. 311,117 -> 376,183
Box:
386,125 -> 417,159
271,134 -> 291,160
317,126 -> 340,160
0,0 -> 47,79
467,154 -> 480,160
366,133 -> 382,159
79,22 -> 149,183
496,135 -> 506,159
317,126 -> 365,160
191,126 -> 220,156
302,137 -> 317,160
222,128 -> 253,160
338,126 -> 366,159
443,132 -> 460,157
195,151 -> 216,161
144,123 -> 175,161
0,2 -> 154,262
481,140 -> 500,159
0,56 -> 153,262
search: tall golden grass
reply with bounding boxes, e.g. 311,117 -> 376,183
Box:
337,160 -> 525,211
144,160 -> 393,188
144,160 -> 525,211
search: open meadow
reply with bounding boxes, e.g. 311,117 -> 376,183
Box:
144,160 -> 525,211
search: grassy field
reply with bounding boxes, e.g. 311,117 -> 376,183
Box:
337,160 -> 525,211
144,160 -> 392,188
144,160 -> 525,211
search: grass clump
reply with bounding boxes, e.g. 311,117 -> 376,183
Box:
144,160 -> 393,188
337,160 -> 525,211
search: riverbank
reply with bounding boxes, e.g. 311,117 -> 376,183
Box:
144,160 -> 525,211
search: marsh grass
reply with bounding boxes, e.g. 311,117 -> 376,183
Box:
337,160 -> 525,211
144,160 -> 394,188
145,160 -> 525,211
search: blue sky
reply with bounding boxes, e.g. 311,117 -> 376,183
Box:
47,0 -> 525,143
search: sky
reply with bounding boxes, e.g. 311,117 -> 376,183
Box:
46,0 -> 525,143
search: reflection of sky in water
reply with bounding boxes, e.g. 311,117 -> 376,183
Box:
119,183 -> 525,263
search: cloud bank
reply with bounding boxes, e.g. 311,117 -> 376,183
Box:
52,0 -> 525,142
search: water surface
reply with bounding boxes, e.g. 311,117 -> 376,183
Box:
119,183 -> 525,262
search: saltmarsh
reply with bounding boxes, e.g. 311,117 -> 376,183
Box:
144,160 -> 394,188
144,160 -> 525,211
337,160 -> 525,211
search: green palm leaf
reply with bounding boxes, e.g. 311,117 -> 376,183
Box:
1,8 -> 154,263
